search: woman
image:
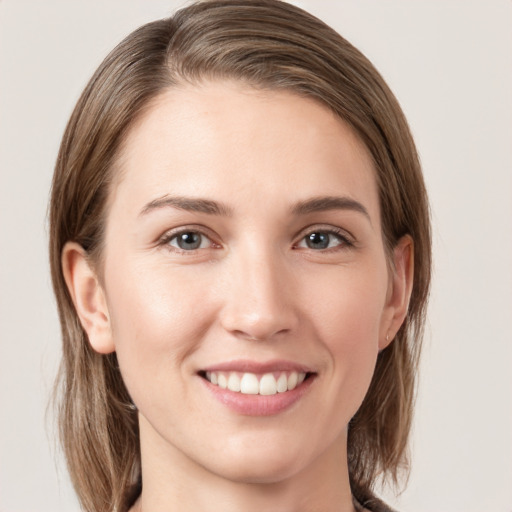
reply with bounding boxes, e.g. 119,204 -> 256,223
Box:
49,1 -> 431,511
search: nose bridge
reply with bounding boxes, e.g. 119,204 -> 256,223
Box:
220,239 -> 297,340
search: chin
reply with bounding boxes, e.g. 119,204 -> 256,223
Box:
211,456 -> 303,485
200,433 -> 313,485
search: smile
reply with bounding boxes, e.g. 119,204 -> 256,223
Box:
205,370 -> 307,395
199,360 -> 316,415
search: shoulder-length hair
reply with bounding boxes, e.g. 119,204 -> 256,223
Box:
49,1 -> 431,510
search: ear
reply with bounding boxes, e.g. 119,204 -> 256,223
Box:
61,242 -> 115,354
379,235 -> 414,350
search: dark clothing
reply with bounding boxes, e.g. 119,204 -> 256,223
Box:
354,493 -> 398,512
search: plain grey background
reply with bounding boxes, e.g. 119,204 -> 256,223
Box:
1,1 -> 511,511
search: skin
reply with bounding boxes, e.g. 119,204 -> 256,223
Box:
63,81 -> 413,512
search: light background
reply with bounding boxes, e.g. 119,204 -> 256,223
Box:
0,1 -> 511,511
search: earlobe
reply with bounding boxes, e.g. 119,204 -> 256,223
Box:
61,242 -> 115,354
379,235 -> 414,350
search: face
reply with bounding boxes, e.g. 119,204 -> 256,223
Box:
68,81 -> 411,486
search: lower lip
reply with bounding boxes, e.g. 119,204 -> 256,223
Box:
200,375 -> 315,416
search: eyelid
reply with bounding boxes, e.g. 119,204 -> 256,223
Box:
292,224 -> 356,248
155,223 -> 355,253
157,225 -> 221,251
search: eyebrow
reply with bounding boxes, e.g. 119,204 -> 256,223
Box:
139,194 -> 370,221
291,196 -> 370,220
139,195 -> 233,217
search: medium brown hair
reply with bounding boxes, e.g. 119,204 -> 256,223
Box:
49,1 -> 431,510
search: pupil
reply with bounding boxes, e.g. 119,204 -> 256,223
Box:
307,232 -> 329,249
178,232 -> 201,250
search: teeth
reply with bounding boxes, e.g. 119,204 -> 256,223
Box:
205,370 -> 308,395
276,373 -> 288,393
218,373 -> 228,389
240,373 -> 259,394
287,372 -> 298,390
259,373 -> 277,395
227,373 -> 241,392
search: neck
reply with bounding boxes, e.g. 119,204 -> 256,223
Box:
133,416 -> 356,512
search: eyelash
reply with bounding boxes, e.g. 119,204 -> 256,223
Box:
158,225 -> 354,253
158,226 -> 220,253
293,226 -> 354,251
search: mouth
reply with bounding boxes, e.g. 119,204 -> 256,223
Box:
198,362 -> 316,415
199,370 -> 313,395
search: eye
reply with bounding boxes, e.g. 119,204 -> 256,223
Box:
166,230 -> 213,251
296,229 -> 352,251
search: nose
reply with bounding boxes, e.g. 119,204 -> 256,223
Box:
219,244 -> 298,342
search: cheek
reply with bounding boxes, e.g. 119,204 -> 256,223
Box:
309,263 -> 388,341
104,260 -> 217,391
304,262 -> 388,389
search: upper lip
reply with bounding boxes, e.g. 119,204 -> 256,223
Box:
199,359 -> 314,374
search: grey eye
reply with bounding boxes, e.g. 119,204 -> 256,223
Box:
169,231 -> 207,250
298,231 -> 344,250
306,232 -> 330,249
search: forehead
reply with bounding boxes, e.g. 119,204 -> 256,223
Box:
111,81 -> 379,221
